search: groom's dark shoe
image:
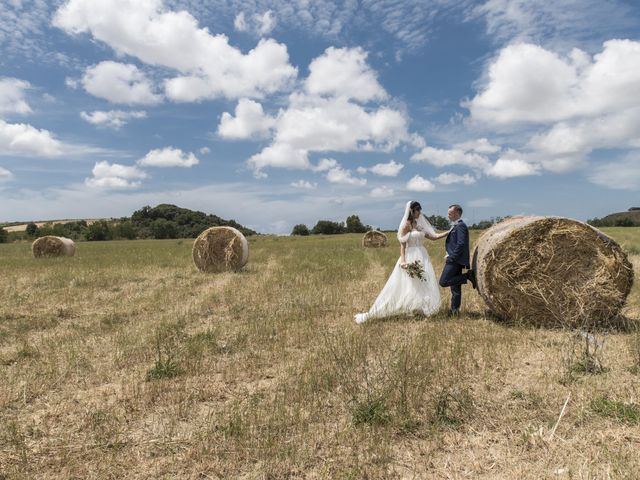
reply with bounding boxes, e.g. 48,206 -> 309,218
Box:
466,269 -> 477,290
447,308 -> 460,318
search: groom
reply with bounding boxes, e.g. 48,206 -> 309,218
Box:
439,204 -> 476,316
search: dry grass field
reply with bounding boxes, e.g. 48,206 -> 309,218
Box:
1,229 -> 639,479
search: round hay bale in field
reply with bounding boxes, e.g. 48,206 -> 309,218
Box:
192,226 -> 249,273
472,216 -> 634,328
363,230 -> 388,248
32,236 -> 76,258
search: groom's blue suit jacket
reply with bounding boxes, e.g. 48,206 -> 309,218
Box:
445,220 -> 470,268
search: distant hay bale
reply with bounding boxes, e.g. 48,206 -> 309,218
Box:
192,226 -> 249,273
472,216 -> 634,328
363,230 -> 388,248
32,236 -> 76,258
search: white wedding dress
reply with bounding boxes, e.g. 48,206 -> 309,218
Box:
355,228 -> 441,324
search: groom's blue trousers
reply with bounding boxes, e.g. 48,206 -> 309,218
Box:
439,262 -> 467,310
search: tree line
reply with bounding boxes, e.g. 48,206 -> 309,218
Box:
0,204 -> 255,243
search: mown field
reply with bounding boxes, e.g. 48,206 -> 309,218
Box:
1,229 -> 639,479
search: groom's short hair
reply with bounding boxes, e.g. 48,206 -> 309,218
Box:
449,204 -> 463,215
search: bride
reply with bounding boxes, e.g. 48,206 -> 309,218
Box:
355,200 -> 449,324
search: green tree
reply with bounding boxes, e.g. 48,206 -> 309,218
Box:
86,220 -> 113,241
26,222 -> 38,237
291,224 -> 310,236
345,215 -> 369,233
117,221 -> 137,240
151,219 -> 179,239
0,227 -> 8,243
311,220 -> 346,235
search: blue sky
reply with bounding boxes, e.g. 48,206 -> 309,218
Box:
0,0 -> 639,233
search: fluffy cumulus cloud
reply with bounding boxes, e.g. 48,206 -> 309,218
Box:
0,78 -> 32,115
242,47 -> 417,176
53,0 -> 297,102
588,154 -> 640,191
138,147 -> 199,168
80,110 -> 147,129
80,61 -> 162,105
234,10 -> 276,36
468,40 -> 640,125
486,153 -> 541,178
85,161 -> 147,189
326,165 -> 367,186
406,174 -> 435,192
465,39 -> 640,183
218,98 -> 275,139
433,173 -> 476,185
305,47 -> 387,103
0,119 -> 64,157
358,160 -> 404,177
0,166 -> 13,180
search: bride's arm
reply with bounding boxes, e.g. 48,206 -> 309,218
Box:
400,242 -> 408,268
425,230 -> 450,241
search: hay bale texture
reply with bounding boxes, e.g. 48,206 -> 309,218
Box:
363,230 -> 388,248
32,236 -> 76,258
472,216 -> 633,328
192,226 -> 249,273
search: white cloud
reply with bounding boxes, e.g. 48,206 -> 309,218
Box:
199,147 -> 210,154
0,78 -> 32,115
233,10 -> 276,36
0,166 -> 13,181
468,198 -> 496,208
218,98 -> 276,139
588,154 -> 640,190
138,147 -> 199,168
0,119 -> 64,157
233,12 -> 247,31
291,180 -> 317,189
80,110 -> 147,129
411,146 -> 491,171
85,161 -> 147,189
370,185 -> 394,197
313,157 -> 338,172
53,0 -> 297,102
305,47 -> 387,103
433,173 -> 476,185
326,166 -> 367,186
247,143 -> 311,175
359,160 -> 404,177
454,137 -> 501,154
406,174 -> 435,192
486,152 -> 541,178
81,61 -> 162,105
467,40 -> 640,126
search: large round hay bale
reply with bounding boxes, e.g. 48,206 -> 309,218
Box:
363,230 -> 388,248
32,236 -> 76,258
192,226 -> 249,273
472,216 -> 633,328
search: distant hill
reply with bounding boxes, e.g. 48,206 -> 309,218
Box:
588,208 -> 640,227
1,204 -> 257,240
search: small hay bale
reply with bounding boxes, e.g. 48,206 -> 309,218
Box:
472,216 -> 634,328
32,236 -> 76,258
192,226 -> 249,273
363,230 -> 388,248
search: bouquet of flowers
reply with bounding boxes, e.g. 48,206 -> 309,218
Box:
405,260 -> 427,282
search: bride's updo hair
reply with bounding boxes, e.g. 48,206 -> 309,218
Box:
410,201 -> 422,211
